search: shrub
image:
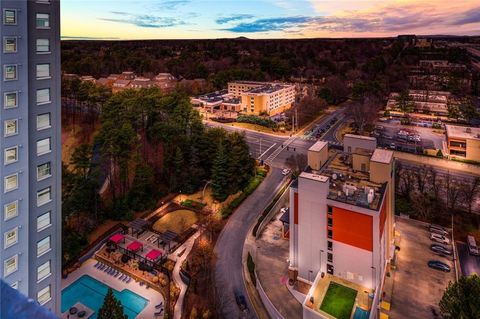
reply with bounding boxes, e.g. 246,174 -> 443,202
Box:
237,115 -> 278,129
247,253 -> 256,287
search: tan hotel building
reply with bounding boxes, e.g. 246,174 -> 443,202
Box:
445,125 -> 480,161
228,81 -> 295,116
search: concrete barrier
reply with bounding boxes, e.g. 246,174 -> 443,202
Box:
255,272 -> 285,319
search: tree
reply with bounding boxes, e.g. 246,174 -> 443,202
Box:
285,154 -> 308,177
97,288 -> 128,319
460,177 -> 480,214
211,143 -> 230,201
396,90 -> 414,114
349,94 -> 380,134
439,274 -> 480,319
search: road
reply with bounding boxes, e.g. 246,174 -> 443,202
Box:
456,242 -> 480,276
212,108 -> 347,318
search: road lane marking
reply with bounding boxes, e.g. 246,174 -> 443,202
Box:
258,143 -> 277,160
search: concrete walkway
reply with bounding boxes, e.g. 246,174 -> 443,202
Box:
172,230 -> 202,319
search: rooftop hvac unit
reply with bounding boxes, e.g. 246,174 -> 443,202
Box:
332,173 -> 338,180
367,190 -> 374,204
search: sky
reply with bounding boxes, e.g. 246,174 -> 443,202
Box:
61,0 -> 480,40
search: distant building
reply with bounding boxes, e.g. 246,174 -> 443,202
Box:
191,90 -> 241,113
445,125 -> 480,161
112,79 -> 131,93
153,73 -> 177,93
228,81 -> 295,116
289,137 -> 395,319
386,90 -> 454,116
128,77 -> 154,89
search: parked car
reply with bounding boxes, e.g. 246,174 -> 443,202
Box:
430,233 -> 450,245
280,207 -> 289,214
430,244 -> 452,256
467,235 -> 479,256
388,142 -> 396,150
427,260 -> 451,272
429,226 -> 449,237
235,292 -> 248,312
282,168 -> 291,176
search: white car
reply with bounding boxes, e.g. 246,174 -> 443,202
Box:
282,169 -> 291,176
430,233 -> 450,245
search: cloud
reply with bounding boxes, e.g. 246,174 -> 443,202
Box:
61,36 -> 120,40
453,8 -> 480,25
100,12 -> 185,28
157,0 -> 190,10
216,14 -> 255,25
221,16 -> 310,33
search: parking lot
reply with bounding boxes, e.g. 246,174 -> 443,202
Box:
375,120 -> 446,154
456,242 -> 480,276
390,218 -> 456,319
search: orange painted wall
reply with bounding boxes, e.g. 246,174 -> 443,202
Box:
294,192 -> 298,224
332,206 -> 373,251
379,198 -> 387,239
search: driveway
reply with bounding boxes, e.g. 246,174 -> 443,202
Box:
214,168 -> 286,319
390,218 -> 455,319
456,242 -> 480,276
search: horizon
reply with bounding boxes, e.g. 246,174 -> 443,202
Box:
61,0 -> 480,40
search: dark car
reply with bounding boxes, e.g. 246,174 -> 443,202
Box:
428,260 -> 451,272
235,292 -> 248,312
430,244 -> 452,256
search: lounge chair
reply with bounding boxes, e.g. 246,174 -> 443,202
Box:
77,310 -> 86,318
94,261 -> 99,267
119,274 -> 125,280
126,277 -> 132,283
154,309 -> 163,316
155,302 -> 163,309
115,271 -> 120,277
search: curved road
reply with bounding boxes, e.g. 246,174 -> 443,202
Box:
214,168 -> 285,318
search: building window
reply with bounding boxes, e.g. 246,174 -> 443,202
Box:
327,228 -> 333,239
37,211 -> 51,232
3,9 -> 17,25
4,255 -> 18,277
327,264 -> 334,275
4,201 -> 18,221
4,173 -> 18,193
36,88 -> 50,104
327,216 -> 333,227
4,64 -> 17,80
37,162 -> 51,181
37,187 -> 51,206
37,285 -> 51,306
4,146 -> 18,164
4,92 -> 18,109
36,13 -> 50,28
37,260 -> 51,282
37,113 -> 51,130
36,38 -> 50,53
36,64 -> 50,79
4,227 -> 18,249
37,236 -> 51,257
37,137 -> 51,155
4,119 -> 18,137
327,241 -> 332,251
327,206 -> 332,214
3,37 -> 17,53
327,252 -> 333,263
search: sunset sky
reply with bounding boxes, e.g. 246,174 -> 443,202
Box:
61,0 -> 480,40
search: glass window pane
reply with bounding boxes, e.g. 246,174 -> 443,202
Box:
4,10 -> 16,25
36,88 -> 50,104
37,285 -> 51,305
37,162 -> 51,180
4,92 -> 17,108
4,227 -> 18,248
4,174 -> 18,192
4,37 -> 16,52
37,138 -> 51,155
37,236 -> 50,257
36,13 -> 50,28
37,211 -> 51,232
4,119 -> 17,136
4,65 -> 17,80
37,187 -> 51,206
4,147 -> 18,164
37,113 -> 51,129
36,39 -> 50,52
4,201 -> 18,221
4,255 -> 18,277
36,64 -> 50,78
37,261 -> 51,282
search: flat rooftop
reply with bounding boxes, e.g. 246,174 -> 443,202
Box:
371,149 -> 394,164
246,84 -> 289,94
309,140 -> 328,152
344,134 -> 376,141
446,124 -> 480,140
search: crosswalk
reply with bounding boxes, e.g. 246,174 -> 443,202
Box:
264,135 -> 297,165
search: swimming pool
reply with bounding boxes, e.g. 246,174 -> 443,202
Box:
62,275 -> 148,319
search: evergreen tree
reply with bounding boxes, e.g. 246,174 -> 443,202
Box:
97,288 -> 128,319
211,143 -> 230,201
439,274 -> 480,319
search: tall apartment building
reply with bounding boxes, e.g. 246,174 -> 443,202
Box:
289,137 -> 395,319
0,0 -> 61,315
228,81 -> 295,116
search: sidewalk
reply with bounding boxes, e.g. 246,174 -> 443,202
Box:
172,230 -> 202,319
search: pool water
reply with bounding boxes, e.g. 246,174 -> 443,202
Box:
62,275 -> 148,319
353,307 -> 370,319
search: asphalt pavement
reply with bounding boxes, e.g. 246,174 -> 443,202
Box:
456,242 -> 480,276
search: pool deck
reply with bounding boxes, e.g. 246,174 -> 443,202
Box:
62,258 -> 164,319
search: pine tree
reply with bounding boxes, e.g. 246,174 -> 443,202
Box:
97,288 -> 128,319
439,274 -> 480,319
211,143 -> 230,201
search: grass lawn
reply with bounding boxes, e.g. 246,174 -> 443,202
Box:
230,122 -> 290,136
320,282 -> 357,319
152,209 -> 198,234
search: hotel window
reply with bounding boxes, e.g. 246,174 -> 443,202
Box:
37,260 -> 51,282
4,173 -> 18,192
37,211 -> 51,232
37,162 -> 51,181
3,9 -> 16,25
37,187 -> 51,207
4,119 -> 18,136
4,92 -> 18,109
37,137 -> 51,155
4,227 -> 18,249
4,64 -> 17,80
36,39 -> 50,53
4,146 -> 18,164
327,264 -> 334,275
4,201 -> 18,221
4,255 -> 18,277
36,13 -> 50,28
36,64 -> 50,79
37,285 -> 51,305
327,228 -> 332,239
327,206 -> 333,214
327,216 -> 333,227
36,88 -> 50,104
37,113 -> 51,130
3,37 -> 17,53
37,236 -> 51,257
327,252 -> 333,263
327,241 -> 332,251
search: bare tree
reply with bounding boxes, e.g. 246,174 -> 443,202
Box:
414,165 -> 432,195
445,174 -> 462,213
349,94 -> 381,134
410,190 -> 433,220
285,153 -> 308,176
460,177 -> 480,214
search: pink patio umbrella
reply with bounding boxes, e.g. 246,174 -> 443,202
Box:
127,241 -> 143,252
